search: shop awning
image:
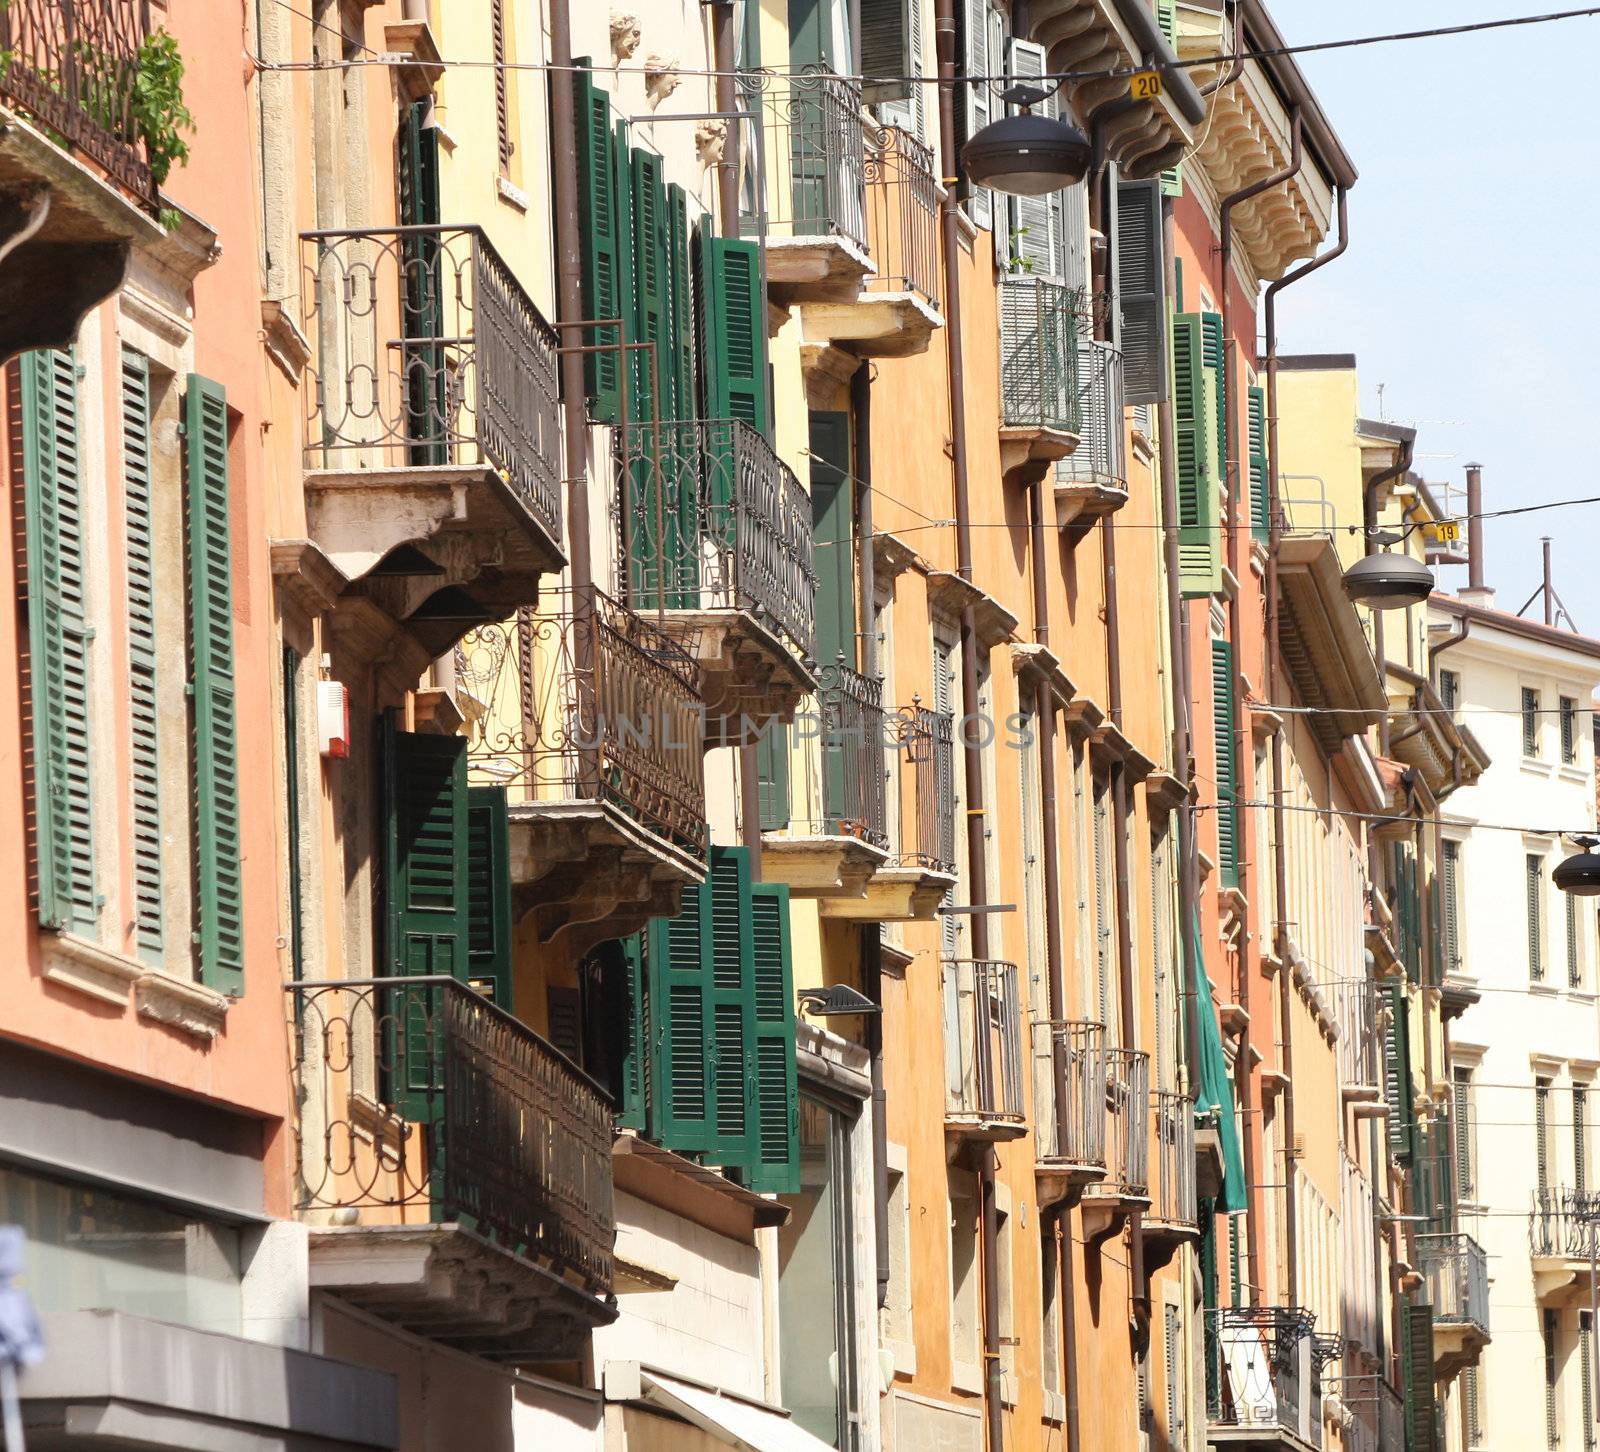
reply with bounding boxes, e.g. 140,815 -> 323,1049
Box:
638,1371 -> 838,1452
1192,920 -> 1246,1214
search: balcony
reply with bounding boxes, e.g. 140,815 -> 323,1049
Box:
1333,1373 -> 1404,1452
1336,976 -> 1384,1109
1530,1186 -> 1600,1304
1083,1047 -> 1151,1237
943,959 -> 1027,1142
1145,1089 -> 1199,1260
299,225 -> 565,651
1054,339 -> 1127,528
0,0 -> 165,360
765,662 -> 891,902
998,276 -> 1083,485
1034,1020 -> 1108,1204
616,418 -> 816,741
457,588 -> 707,954
1206,1306 -> 1323,1451
1417,1232 -> 1489,1376
287,976 -> 617,1361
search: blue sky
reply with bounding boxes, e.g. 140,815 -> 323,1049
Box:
1271,1 -> 1600,626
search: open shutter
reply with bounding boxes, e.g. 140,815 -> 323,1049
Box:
810,410 -> 856,667
618,934 -> 650,1130
123,350 -> 162,962
744,882 -> 799,1192
1527,853 -> 1544,980
1452,1072 -> 1473,1200
545,986 -> 583,1063
959,0 -> 993,231
1115,179 -> 1166,405
1156,0 -> 1183,196
648,872 -> 715,1149
1201,311 -> 1227,487
697,224 -> 770,440
1210,640 -> 1239,889
757,724 -> 791,829
1402,1297 -> 1438,1452
1247,384 -> 1268,542
1004,42 -> 1055,276
465,785 -> 513,1008
707,846 -> 756,1168
185,375 -> 244,995
1060,179 -> 1090,294
630,148 -> 668,428
860,0 -> 911,103
574,64 -> 624,421
1382,976 -> 1414,1163
1442,841 -> 1460,973
1172,313 -> 1220,595
383,716 -> 470,982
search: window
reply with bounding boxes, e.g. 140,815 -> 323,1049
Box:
1572,892 -> 1585,989
778,1094 -> 861,1449
1439,668 -> 1460,714
1530,853 -> 1547,981
1538,1077 -> 1553,1198
1453,1067 -> 1476,1202
948,1169 -> 981,1388
1563,696 -> 1581,764
1525,687 -> 1542,758
1545,1308 -> 1560,1450
1577,1085 -> 1590,1195
1442,840 -> 1462,976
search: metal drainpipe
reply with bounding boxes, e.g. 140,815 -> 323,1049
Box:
1263,182 -> 1349,1307
1198,0 -> 1244,97
1218,105 -> 1301,1306
933,5 -> 1001,1447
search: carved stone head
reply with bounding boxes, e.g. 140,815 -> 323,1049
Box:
610,12 -> 641,62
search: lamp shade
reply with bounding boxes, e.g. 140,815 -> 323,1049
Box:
1341,550 -> 1434,610
962,111 -> 1092,197
1555,847 -> 1600,897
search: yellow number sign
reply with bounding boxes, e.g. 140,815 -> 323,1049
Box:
1130,69 -> 1163,100
1432,520 -> 1461,543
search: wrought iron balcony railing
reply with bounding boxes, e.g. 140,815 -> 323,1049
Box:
1418,1232 -> 1489,1336
1206,1306 -> 1320,1444
456,588 -> 707,858
749,66 -> 869,253
1059,339 -> 1126,487
999,277 -> 1083,435
616,418 -> 816,666
1530,1185 -> 1600,1259
892,704 -> 956,874
301,225 -> 564,544
1104,1047 -> 1151,1197
0,0 -> 155,202
942,959 -> 1025,1129
1151,1089 -> 1197,1225
287,976 -> 615,1297
790,662 -> 889,847
1337,974 -> 1382,1095
1330,1373 -> 1404,1452
1033,1019 -> 1108,1169
864,123 -> 940,308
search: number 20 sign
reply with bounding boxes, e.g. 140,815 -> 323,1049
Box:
1129,70 -> 1163,100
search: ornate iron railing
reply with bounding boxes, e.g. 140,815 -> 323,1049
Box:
744,66 -> 868,253
1104,1047 -> 1150,1197
0,0 -> 154,202
1531,1185 -> 1600,1259
1152,1089 -> 1197,1225
892,704 -> 956,873
1058,338 -> 1126,487
301,225 -> 564,544
942,959 -> 1025,1128
456,588 -> 707,857
1034,1019 -> 1107,1168
1337,974 -> 1382,1095
1206,1306 -> 1319,1442
998,277 -> 1083,435
1417,1232 -> 1489,1336
615,418 -> 816,665
864,124 -> 940,308
286,976 -> 615,1296
791,662 -> 888,847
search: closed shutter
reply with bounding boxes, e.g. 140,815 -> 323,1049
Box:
860,0 -> 912,103
185,376 -> 244,994
574,64 -> 624,421
1545,1308 -> 1560,1450
1583,1312 -> 1596,1451
810,410 -> 856,667
398,101 -> 446,466
19,348 -> 96,933
1442,840 -> 1460,974
1247,384 -> 1268,542
663,183 -> 700,605
1164,1302 -> 1183,1442
935,634 -> 960,959
1570,891 -> 1582,987
1453,1070 -> 1474,1201
1004,42 -> 1055,277
757,724 -> 791,829
1172,313 -> 1219,595
1537,1078 -> 1551,1196
1211,639 -> 1239,888
492,0 -> 510,173
744,882 -> 799,1192
122,350 -> 161,960
1201,311 -> 1227,486
1115,179 -> 1166,405
545,985 -> 583,1063
707,846 -> 755,1167
1528,852 -> 1545,980
697,223 -> 770,440
1155,0 -> 1183,197
1577,1085 -> 1589,1193
629,148 -> 668,427
1382,976 -> 1414,1163
648,870 -> 713,1148
1523,687 -> 1539,757
465,785 -> 513,1008
1059,178 -> 1090,294
1403,1296 -> 1438,1452
959,0 -> 993,231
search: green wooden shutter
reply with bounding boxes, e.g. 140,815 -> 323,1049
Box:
1155,0 -> 1183,196
123,350 -> 162,962
184,376 -> 244,995
1383,976 -> 1415,1163
618,933 -> 650,1130
1172,313 -> 1219,595
20,348 -> 95,933
698,225 -> 770,440
465,785 -> 514,1009
398,101 -> 446,466
629,148 -> 668,427
573,63 -> 624,421
810,410 -> 855,669
707,846 -> 755,1166
1442,840 -> 1460,974
1210,640 -> 1239,889
1247,384 -> 1268,543
1402,1296 -> 1437,1452
1528,852 -> 1544,980
1452,1070 -> 1474,1200
382,716 -> 470,981
744,882 -> 799,1192
1200,311 -> 1226,486
648,865 -> 717,1149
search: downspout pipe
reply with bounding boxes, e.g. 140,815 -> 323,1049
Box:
934,5 -> 1000,1449
1263,181 -> 1349,1309
1199,1 -> 1244,97
1218,104 -> 1301,1308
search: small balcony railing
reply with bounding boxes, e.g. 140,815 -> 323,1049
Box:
1531,1185 -> 1600,1260
1059,339 -> 1126,487
1418,1232 -> 1489,1337
456,588 -> 707,858
1337,974 -> 1381,1095
616,418 -> 816,666
1151,1089 -> 1197,1225
1331,1373 -> 1403,1452
0,0 -> 155,202
943,959 -> 1025,1129
1206,1306 -> 1320,1444
287,976 -> 615,1297
793,662 -> 888,847
747,66 -> 868,252
892,704 -> 956,874
1104,1048 -> 1151,1197
999,277 -> 1083,435
1034,1019 -> 1108,1168
301,225 -> 564,545
864,123 -> 940,308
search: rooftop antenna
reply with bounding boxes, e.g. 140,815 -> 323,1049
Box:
1375,382 -> 1386,420
1516,537 -> 1578,631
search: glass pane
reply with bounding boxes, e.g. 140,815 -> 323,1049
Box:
779,1097 -> 845,1446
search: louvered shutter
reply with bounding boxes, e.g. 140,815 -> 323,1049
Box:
757,723 -> 791,829
1382,976 -> 1415,1163
465,785 -> 513,1008
19,348 -> 95,933
573,64 -> 623,420
1402,1297 -> 1438,1452
492,0 -> 510,173
122,350 -> 162,962
1575,1085 -> 1588,1193
1210,640 -> 1239,888
960,0 -> 993,231
1155,0 -> 1183,197
1164,1302 -> 1182,1443
648,870 -> 714,1149
707,846 -> 755,1166
860,0 -> 911,102
810,410 -> 856,668
1528,853 -> 1544,980
744,882 -> 799,1191
1569,891 -> 1582,988
1059,179 -> 1090,294
1537,1080 -> 1551,1196
618,933 -> 649,1130
185,376 -> 244,995
1172,313 -> 1219,595
697,224 -> 770,441
663,184 -> 700,604
1198,312 -> 1227,490
545,985 -> 583,1063
1453,1072 -> 1473,1201
1442,841 -> 1460,973
1005,42 -> 1055,277
398,102 -> 446,466
1247,384 -> 1268,542
1115,179 -> 1166,405
629,149 -> 668,427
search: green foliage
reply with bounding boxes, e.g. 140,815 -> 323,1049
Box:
130,29 -> 192,188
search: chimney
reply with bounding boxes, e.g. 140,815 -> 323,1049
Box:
1460,462 -> 1494,607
